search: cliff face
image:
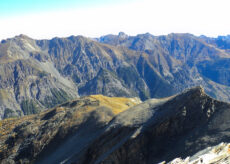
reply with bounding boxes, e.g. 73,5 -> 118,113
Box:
2,33 -> 230,119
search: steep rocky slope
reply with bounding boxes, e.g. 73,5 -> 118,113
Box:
2,33 -> 230,119
0,95 -> 141,163
98,33 -> 230,101
0,35 -> 78,119
77,86 -> 230,164
0,35 -> 148,119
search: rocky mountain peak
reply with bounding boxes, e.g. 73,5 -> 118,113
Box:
118,32 -> 128,39
15,34 -> 32,40
179,86 -> 205,98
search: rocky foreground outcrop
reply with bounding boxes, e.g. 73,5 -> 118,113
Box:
1,87 -> 230,164
166,142 -> 230,164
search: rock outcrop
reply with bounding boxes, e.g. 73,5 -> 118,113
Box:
166,142 -> 230,164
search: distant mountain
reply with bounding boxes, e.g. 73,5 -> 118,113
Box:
199,34 -> 230,50
0,34 -> 151,119
1,33 -> 230,119
98,32 -> 230,100
1,87 -> 230,163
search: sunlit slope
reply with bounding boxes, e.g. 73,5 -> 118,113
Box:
89,95 -> 141,114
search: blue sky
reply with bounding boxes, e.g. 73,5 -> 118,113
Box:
1,0 -> 72,16
0,0 -> 230,40
0,0 -> 132,17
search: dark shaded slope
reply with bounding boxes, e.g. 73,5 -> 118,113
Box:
78,69 -> 135,97
0,95 -> 140,164
78,87 -> 230,164
197,58 -> 230,86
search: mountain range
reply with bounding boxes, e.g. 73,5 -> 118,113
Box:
1,32 -> 230,119
2,32 -> 230,163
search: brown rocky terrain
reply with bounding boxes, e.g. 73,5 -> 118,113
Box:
0,95 -> 140,163
2,33 -> 230,119
1,87 -> 230,164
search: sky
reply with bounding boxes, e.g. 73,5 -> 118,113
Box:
0,0 -> 230,40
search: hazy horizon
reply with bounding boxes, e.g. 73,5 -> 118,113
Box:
1,0 -> 230,40
2,32 -> 230,42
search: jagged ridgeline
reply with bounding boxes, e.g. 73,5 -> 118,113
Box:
1,33 -> 230,119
